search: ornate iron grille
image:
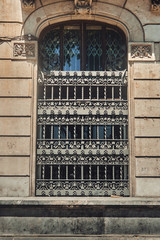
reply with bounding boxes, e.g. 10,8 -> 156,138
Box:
36,71 -> 129,196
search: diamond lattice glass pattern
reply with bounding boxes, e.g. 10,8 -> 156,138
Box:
63,29 -> 80,71
39,30 -> 60,72
86,30 -> 103,71
105,30 -> 126,71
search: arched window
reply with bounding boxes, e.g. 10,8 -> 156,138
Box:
36,21 -> 129,197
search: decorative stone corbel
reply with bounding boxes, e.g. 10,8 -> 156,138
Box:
22,0 -> 35,9
128,43 -> 155,61
151,0 -> 160,12
74,0 -> 92,15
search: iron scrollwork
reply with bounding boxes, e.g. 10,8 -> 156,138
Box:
36,71 -> 129,197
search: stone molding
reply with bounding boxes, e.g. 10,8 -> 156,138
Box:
128,43 -> 155,61
12,41 -> 37,60
22,0 -> 35,9
1,197 -> 160,206
22,1 -> 144,41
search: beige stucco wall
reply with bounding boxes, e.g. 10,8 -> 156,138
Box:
0,0 -> 160,197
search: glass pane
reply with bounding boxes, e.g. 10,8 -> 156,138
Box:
99,165 -> 105,179
99,86 -> 104,99
44,165 -> 50,179
122,86 -> 127,100
53,125 -> 59,139
84,165 -> 89,179
61,126 -> 66,139
91,126 -> 97,139
106,125 -> 112,139
68,165 -> 74,179
123,165 -> 128,179
91,166 -> 97,179
76,165 -> 81,179
107,165 -> 113,180
69,87 -> 74,99
91,86 -> 97,99
37,125 -> 43,139
115,165 -> 120,179
106,86 -> 112,99
84,126 -> 89,139
105,29 -> 126,71
46,87 -> 51,99
45,125 -> 51,139
60,165 -> 66,179
86,29 -> 103,71
99,126 -> 105,139
39,29 -> 60,72
122,125 -> 128,139
52,165 -> 58,179
63,28 -> 80,71
114,125 -> 120,139
76,125 -> 81,139
114,87 -> 119,99
76,86 -> 82,99
68,125 -> 74,139
53,86 -> 59,99
84,86 -> 90,99
61,86 -> 67,99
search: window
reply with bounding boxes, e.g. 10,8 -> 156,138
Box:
39,22 -> 126,72
36,21 -> 129,196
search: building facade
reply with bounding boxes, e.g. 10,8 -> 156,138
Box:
1,0 -> 160,239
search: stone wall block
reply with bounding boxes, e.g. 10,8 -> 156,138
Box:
0,157 -> 30,175
0,23 -> 22,38
0,137 -> 30,155
133,62 -> 160,79
0,98 -> 31,116
136,178 -> 160,197
0,216 -> 160,235
135,119 -> 160,137
0,61 -> 32,78
144,25 -> 160,42
0,117 -> 30,135
135,138 -> 160,156
134,80 -> 160,98
0,79 -> 32,97
0,177 -> 29,197
135,100 -> 160,117
136,158 -> 160,176
0,0 -> 22,21
0,42 -> 12,59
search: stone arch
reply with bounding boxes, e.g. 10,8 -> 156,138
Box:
22,1 -> 144,41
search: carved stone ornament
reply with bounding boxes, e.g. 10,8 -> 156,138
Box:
131,45 -> 152,58
151,0 -> 160,12
128,43 -> 156,62
12,41 -> 37,59
74,0 -> 92,15
22,0 -> 35,9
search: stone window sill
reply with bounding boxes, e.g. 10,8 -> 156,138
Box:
0,197 -> 160,206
